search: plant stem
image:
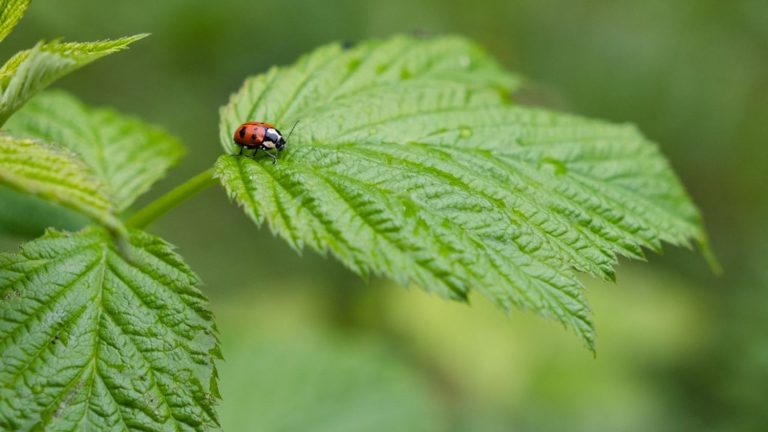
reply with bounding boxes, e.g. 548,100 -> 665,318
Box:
126,167 -> 216,229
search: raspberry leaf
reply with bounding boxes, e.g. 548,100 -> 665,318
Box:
215,35 -> 711,350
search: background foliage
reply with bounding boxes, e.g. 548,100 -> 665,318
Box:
0,0 -> 765,430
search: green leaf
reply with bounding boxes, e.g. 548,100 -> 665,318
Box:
216,35 -> 709,349
0,35 -> 147,125
0,0 -> 30,43
0,227 -> 220,431
0,135 -> 123,234
6,90 -> 185,211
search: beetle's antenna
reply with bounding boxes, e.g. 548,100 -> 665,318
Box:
286,120 -> 300,141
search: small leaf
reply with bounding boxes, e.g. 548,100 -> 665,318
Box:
0,227 -> 220,431
0,0 -> 29,44
0,34 -> 147,125
0,135 -> 123,233
216,35 -> 709,349
7,90 -> 185,211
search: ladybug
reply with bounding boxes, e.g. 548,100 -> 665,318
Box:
233,121 -> 297,163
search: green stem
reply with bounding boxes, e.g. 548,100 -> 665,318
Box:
126,167 -> 216,229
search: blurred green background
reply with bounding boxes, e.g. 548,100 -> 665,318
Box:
1,0 -> 766,430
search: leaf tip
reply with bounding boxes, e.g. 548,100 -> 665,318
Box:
698,235 -> 722,275
121,33 -> 150,45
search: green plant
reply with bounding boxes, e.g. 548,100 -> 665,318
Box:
0,1 -> 715,430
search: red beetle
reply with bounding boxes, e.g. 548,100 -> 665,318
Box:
233,121 -> 297,163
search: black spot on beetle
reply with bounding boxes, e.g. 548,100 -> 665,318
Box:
239,127 -> 246,138
251,133 -> 257,141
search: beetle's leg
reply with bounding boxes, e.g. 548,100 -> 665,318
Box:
265,150 -> 278,165
238,146 -> 244,156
